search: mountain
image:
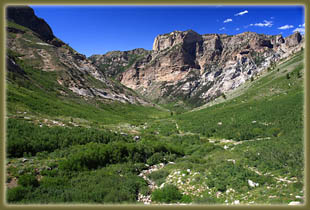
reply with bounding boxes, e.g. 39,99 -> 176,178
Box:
6,6 -> 149,105
90,29 -> 303,107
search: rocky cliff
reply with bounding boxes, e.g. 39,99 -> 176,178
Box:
6,6 -> 148,105
91,30 -> 304,106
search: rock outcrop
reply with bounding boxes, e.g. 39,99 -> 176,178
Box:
7,6 -> 54,42
91,30 -> 304,106
285,31 -> 302,47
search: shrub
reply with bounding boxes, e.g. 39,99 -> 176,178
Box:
151,184 -> 182,203
147,170 -> 169,186
103,189 -> 135,203
59,141 -> 183,171
139,186 -> 151,196
146,152 -> 165,165
7,118 -> 134,158
18,174 -> 39,188
193,194 -> 217,204
205,162 -> 271,193
7,186 -> 28,202
180,195 -> 192,203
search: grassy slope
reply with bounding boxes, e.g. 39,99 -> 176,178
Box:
168,50 -> 304,204
136,50 -> 304,204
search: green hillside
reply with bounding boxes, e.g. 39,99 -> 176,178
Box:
6,47 -> 304,204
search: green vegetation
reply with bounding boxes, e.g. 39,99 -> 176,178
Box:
152,185 -> 183,203
7,163 -> 148,204
60,141 -> 183,171
7,118 -> 134,157
7,21 -> 29,32
205,162 -> 273,193
147,170 -> 170,186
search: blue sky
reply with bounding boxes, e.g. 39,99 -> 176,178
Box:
31,5 -> 305,57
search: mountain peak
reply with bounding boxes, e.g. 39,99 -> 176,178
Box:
7,6 -> 55,42
153,29 -> 202,52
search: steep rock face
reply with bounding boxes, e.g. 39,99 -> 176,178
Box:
285,31 -> 302,47
153,30 -> 203,54
6,6 -> 148,105
91,31 -> 304,106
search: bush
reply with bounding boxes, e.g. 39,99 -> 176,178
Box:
103,189 -> 135,203
180,195 -> 192,203
205,162 -> 271,193
18,174 -> 39,188
193,195 -> 217,204
59,141 -> 183,171
7,186 -> 28,202
146,152 -> 165,165
147,170 -> 169,186
139,186 -> 151,196
7,118 -> 133,158
151,184 -> 182,203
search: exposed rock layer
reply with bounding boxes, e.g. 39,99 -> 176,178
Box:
91,30 -> 304,106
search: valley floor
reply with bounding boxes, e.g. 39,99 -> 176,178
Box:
5,50 -> 305,205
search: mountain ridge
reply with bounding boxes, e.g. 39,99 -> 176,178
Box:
90,29 -> 303,108
6,6 -> 150,105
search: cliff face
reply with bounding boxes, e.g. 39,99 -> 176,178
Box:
91,30 -> 304,106
6,6 -> 149,105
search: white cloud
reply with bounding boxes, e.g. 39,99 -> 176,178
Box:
278,25 -> 294,30
293,28 -> 305,34
219,27 -> 226,31
236,27 -> 240,31
223,18 -> 232,23
294,23 -> 305,34
250,20 -> 273,27
234,10 -> 248,16
298,23 -> 305,27
270,16 -> 275,19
